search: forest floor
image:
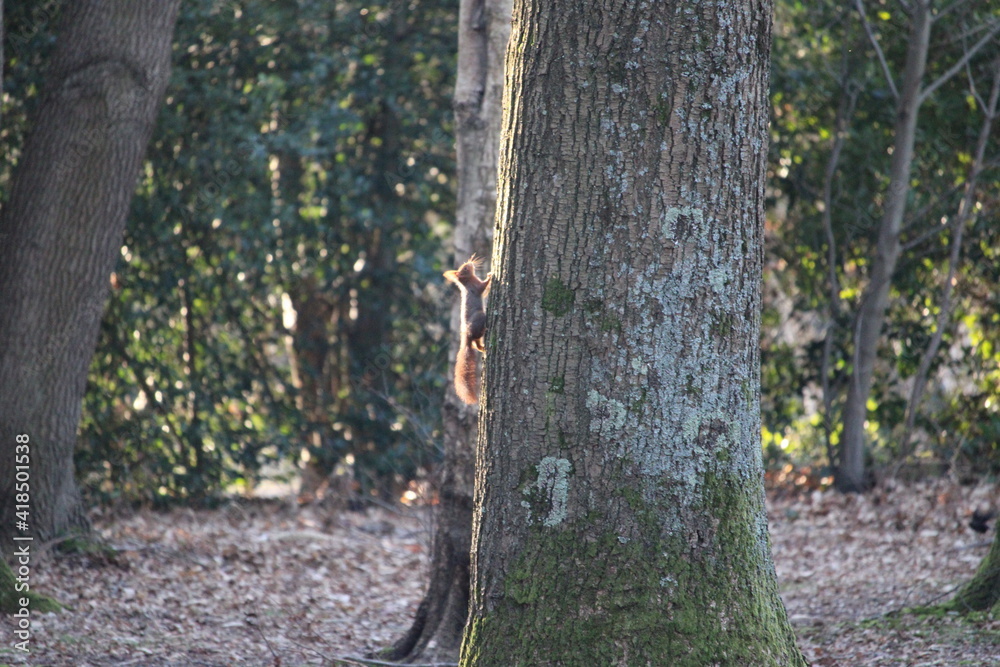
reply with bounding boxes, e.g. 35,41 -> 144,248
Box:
1,478 -> 998,666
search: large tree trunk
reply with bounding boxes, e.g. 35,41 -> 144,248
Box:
0,0 -> 181,552
461,0 -> 804,663
837,3 -> 931,492
383,0 -> 510,661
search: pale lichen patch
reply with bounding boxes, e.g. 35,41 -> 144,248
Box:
522,457 -> 572,527
586,389 -> 627,434
708,265 -> 730,293
682,414 -> 701,442
661,206 -> 704,239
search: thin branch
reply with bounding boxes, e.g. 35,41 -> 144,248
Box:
901,218 -> 948,252
247,616 -> 281,665
822,83 -> 860,317
933,0 -> 976,22
855,0 -> 900,99
947,541 -> 994,551
369,386 -> 438,453
944,16 -> 1000,45
966,59 -> 986,110
898,177 -> 970,246
906,184 -> 967,231
985,60 -> 1000,120
919,19 -> 1000,103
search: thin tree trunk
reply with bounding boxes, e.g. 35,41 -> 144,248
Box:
838,1 -> 1000,492
837,3 -> 931,492
382,0 -> 510,661
899,60 -> 1000,458
289,275 -> 337,499
820,66 -> 859,470
461,0 -> 804,663
0,0 -> 181,552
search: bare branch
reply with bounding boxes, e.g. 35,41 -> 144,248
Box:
965,59 -> 986,110
933,0 -> 977,22
821,87 -> 859,312
899,178 -> 971,244
920,18 -> 1000,103
901,218 -> 948,252
944,15 -> 1000,43
986,59 -> 1000,119
855,0 -> 900,99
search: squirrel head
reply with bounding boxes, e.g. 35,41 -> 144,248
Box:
444,255 -> 486,288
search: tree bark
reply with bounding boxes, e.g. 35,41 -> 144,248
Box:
0,0 -> 181,552
383,0 -> 510,660
837,3 -> 931,492
948,526 -> 1000,614
0,0 -> 4,129
461,0 -> 804,663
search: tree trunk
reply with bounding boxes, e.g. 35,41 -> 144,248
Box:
0,0 -> 181,552
948,526 -> 1000,614
461,0 -> 804,663
0,0 -> 4,128
383,0 -> 510,660
837,3 -> 931,492
289,274 -> 338,499
819,43 -> 860,470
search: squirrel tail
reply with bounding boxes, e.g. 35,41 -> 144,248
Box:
455,345 -> 479,404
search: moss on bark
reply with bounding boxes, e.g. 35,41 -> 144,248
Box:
945,529 -> 1000,614
0,558 -> 61,614
462,470 -> 804,666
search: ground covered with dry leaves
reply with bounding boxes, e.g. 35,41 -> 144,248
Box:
1,479 -> 998,666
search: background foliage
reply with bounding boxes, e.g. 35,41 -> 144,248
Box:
764,0 -> 1000,476
2,0 -> 998,504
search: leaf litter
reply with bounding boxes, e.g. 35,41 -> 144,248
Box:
0,479 -> 996,666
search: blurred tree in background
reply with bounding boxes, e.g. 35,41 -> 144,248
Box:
2,0 -> 997,508
764,0 -> 1000,483
0,0 -> 181,548
29,0 -> 456,504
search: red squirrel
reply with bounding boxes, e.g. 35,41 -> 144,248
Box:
444,255 -> 492,404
